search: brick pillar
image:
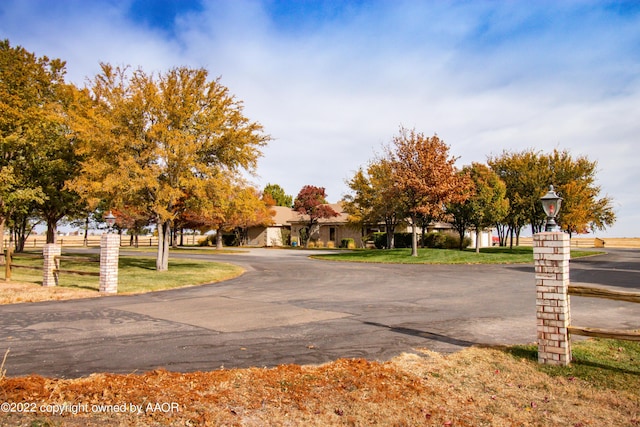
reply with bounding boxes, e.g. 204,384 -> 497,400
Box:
534,232 -> 571,365
42,244 -> 61,287
100,233 -> 120,294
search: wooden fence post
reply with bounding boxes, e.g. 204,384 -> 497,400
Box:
534,232 -> 571,365
4,248 -> 11,282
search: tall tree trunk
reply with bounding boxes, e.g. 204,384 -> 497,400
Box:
216,228 -> 223,250
475,228 -> 481,253
83,217 -> 89,247
0,218 -> 5,263
411,214 -> 418,257
46,218 -> 57,244
156,220 -> 170,271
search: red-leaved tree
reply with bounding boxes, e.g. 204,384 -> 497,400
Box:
293,185 -> 338,247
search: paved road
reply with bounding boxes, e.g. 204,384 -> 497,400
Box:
0,248 -> 638,378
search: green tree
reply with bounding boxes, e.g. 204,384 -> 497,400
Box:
70,64 -> 269,270
388,127 -> 468,256
488,149 -> 547,247
343,158 -> 406,249
263,183 -> 293,207
448,163 -> 509,252
0,40 -> 85,248
546,149 -> 615,236
489,149 -> 615,241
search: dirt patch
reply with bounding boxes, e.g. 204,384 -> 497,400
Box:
0,282 -> 98,305
1,348 -> 638,426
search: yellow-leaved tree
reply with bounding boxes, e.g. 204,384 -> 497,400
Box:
70,65 -> 269,270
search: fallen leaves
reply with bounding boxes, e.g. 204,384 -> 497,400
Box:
0,348 -> 638,426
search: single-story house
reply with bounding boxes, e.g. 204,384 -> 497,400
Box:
247,203 -> 495,248
245,206 -> 297,246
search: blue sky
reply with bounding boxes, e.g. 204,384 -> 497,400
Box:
1,0 -> 639,236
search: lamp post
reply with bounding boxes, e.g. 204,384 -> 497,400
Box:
540,185 -> 562,232
104,211 -> 116,234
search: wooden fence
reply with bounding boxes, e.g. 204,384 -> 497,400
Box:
568,285 -> 640,341
3,249 -> 100,282
508,237 -> 639,248
2,234 -> 207,250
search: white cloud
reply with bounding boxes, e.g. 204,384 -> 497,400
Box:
1,0 -> 638,236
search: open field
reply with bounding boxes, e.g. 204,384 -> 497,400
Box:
1,340 -> 638,426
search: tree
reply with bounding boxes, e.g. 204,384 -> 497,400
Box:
70,64 -> 269,270
343,158 -> 406,249
263,183 -> 293,207
488,149 -> 547,247
448,163 -> 509,252
388,127 -> 468,256
489,149 -> 615,242
293,185 -> 339,247
546,149 -> 615,236
0,40 -> 74,249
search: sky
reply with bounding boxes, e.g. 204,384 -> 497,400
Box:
1,0 -> 639,237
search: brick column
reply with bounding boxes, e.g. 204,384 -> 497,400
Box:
42,244 -> 61,287
100,233 -> 120,294
534,232 -> 571,365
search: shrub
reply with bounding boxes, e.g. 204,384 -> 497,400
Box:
327,241 -> 335,248
424,232 -> 448,249
393,233 -> 413,248
197,235 -> 216,246
340,238 -> 355,249
424,232 -> 471,249
372,232 -> 386,249
222,234 -> 238,247
372,232 -> 415,249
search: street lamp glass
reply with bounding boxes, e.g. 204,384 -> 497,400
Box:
105,211 -> 116,229
541,186 -> 562,218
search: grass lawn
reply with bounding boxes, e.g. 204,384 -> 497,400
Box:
507,338 -> 640,395
1,252 -> 243,301
312,246 -> 602,264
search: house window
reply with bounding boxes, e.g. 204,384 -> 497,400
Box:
329,227 -> 336,242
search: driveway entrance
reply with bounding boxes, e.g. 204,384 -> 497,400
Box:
0,248 -> 637,378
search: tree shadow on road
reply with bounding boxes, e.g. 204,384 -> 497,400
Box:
362,321 -> 477,348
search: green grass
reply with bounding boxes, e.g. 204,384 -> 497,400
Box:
312,246 -> 603,264
506,338 -> 640,394
4,252 -> 243,294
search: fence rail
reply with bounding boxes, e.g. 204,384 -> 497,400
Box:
568,285 -> 640,341
2,249 -> 100,281
2,234 -> 206,249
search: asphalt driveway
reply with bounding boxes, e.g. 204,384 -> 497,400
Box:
0,248 -> 638,378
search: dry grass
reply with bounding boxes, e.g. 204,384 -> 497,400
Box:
1,347 -> 638,426
0,281 -> 98,305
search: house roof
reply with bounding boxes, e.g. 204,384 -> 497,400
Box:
270,206 -> 298,226
287,202 -> 351,225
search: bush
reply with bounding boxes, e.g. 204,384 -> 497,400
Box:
423,232 -> 471,249
423,232 -> 448,249
372,232 -> 386,249
222,234 -> 239,247
326,241 -> 335,248
340,238 -> 355,249
372,232 -> 414,249
197,235 -> 216,246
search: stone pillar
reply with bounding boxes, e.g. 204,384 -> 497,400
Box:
100,233 -> 120,294
534,232 -> 571,365
42,244 -> 61,287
